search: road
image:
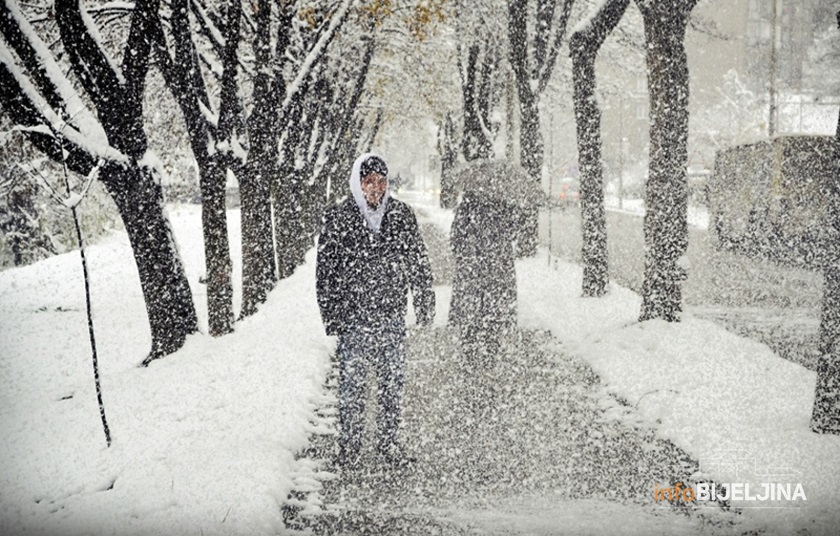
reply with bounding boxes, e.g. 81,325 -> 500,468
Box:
539,206 -> 823,370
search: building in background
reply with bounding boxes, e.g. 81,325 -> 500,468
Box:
592,0 -> 838,202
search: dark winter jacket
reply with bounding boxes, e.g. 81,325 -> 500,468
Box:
316,196 -> 435,336
448,192 -> 519,333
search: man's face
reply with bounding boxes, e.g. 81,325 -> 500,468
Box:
361,173 -> 387,208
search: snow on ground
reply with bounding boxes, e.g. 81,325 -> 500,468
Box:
449,496 -> 713,536
413,191 -> 840,536
1,195 -> 838,535
604,194 -> 710,229
515,253 -> 839,536
0,205 -> 333,536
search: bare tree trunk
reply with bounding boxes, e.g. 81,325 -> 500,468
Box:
507,0 -> 541,257
570,0 -> 630,297
439,113 -> 459,209
247,0 -> 353,306
197,157 -> 234,334
152,0 -> 234,336
185,0 -> 235,337
275,87 -> 309,280
461,44 -> 496,162
273,27 -> 376,280
505,68 -> 516,161
271,2 -> 299,282
636,0 -> 698,322
240,0 -> 278,317
507,0 -> 574,257
99,164 -> 198,360
811,10 -> 840,434
239,167 -> 276,317
53,0 -> 197,361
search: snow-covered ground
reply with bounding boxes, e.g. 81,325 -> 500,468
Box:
604,194 -> 710,229
1,197 -> 837,535
0,205 -> 334,536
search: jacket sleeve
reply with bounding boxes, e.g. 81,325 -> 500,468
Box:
405,209 -> 435,326
316,208 -> 344,336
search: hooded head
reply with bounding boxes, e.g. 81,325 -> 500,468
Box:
350,153 -> 390,232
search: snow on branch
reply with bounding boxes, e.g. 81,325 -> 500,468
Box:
198,99 -> 219,127
79,0 -> 127,86
2,0 -> 109,146
198,48 -> 224,78
138,149 -> 168,186
0,45 -> 128,164
572,0 -> 612,35
10,124 -> 53,136
539,0 -> 574,94
16,156 -> 102,210
280,0 -> 355,118
17,161 -> 65,206
87,1 -> 136,15
191,0 -> 226,53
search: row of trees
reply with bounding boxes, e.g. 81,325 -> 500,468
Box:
0,0 -> 701,350
436,0 -> 836,431
569,0 -> 838,432
2,0 -> 836,431
437,0 -> 695,319
439,0 -> 574,256
0,0 -> 439,362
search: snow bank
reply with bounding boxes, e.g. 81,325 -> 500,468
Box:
516,252 -> 840,536
0,205 -> 332,536
3,195 -> 837,535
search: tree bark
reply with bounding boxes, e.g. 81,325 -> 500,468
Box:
273,27 -> 374,280
460,44 -> 496,162
275,87 -> 309,280
196,157 -> 234,335
151,0 -> 234,336
53,0 -> 198,361
99,163 -> 198,360
243,0 -> 354,311
636,0 -> 698,322
507,0 -> 574,257
240,0 -> 278,317
0,61 -> 94,178
507,0 -> 541,257
277,30 -> 377,272
570,0 -> 630,297
439,112 -> 459,209
810,10 -> 840,435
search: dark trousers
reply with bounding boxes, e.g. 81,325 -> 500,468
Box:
337,322 -> 406,459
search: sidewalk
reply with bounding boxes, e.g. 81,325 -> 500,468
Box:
311,326 -> 724,535
316,197 -> 838,535
278,196 -> 840,535
296,208 -> 740,535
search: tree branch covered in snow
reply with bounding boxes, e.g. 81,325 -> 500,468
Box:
280,0 -> 355,119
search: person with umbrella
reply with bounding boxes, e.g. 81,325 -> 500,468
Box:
448,160 -> 540,369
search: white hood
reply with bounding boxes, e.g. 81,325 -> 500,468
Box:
350,152 -> 390,233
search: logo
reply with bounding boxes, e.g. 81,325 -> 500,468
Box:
654,482 -> 807,503
654,450 -> 806,508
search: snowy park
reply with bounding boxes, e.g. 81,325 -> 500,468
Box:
1,198 -> 839,535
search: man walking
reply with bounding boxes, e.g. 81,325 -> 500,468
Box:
316,153 -> 435,469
